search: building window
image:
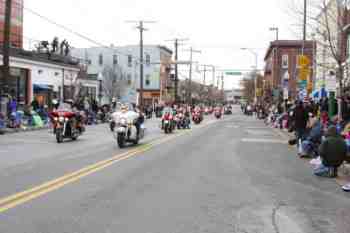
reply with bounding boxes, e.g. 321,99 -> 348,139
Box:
146,54 -> 151,66
145,74 -> 151,86
282,54 -> 288,69
113,54 -> 118,65
87,59 -> 92,65
99,54 -> 103,66
127,74 -> 132,85
126,74 -> 131,83
128,55 -> 132,67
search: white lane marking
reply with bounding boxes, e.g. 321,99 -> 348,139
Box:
225,125 -> 240,129
245,126 -> 267,129
245,129 -> 275,136
241,138 -> 287,144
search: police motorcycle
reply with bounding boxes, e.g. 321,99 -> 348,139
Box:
110,104 -> 145,148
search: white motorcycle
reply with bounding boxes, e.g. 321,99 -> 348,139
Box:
111,110 -> 145,148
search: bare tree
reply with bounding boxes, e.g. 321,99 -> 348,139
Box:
102,65 -> 128,103
241,74 -> 255,102
286,0 -> 350,117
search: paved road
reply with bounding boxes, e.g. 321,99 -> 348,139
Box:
1,107 -> 350,233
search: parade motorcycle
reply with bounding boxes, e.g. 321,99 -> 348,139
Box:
111,108 -> 145,148
192,111 -> 202,124
162,112 -> 175,134
51,104 -> 85,143
214,108 -> 222,119
175,112 -> 190,129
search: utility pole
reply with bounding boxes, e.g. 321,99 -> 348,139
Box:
166,38 -> 188,104
185,47 -> 201,105
199,65 -> 213,85
221,73 -> 225,103
302,0 -> 307,54
2,0 -> 12,97
126,20 -> 156,109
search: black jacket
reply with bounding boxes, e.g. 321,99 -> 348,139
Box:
319,136 -> 347,167
294,106 -> 308,129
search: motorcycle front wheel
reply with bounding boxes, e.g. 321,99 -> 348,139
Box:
117,133 -> 125,148
56,129 -> 63,143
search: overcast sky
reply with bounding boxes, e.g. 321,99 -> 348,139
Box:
23,0 -> 301,89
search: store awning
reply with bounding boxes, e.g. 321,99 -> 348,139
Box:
33,84 -> 51,92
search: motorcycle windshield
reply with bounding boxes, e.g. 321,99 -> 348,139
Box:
57,103 -> 72,112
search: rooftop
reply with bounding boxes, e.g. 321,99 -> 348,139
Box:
264,40 -> 316,60
0,47 -> 81,69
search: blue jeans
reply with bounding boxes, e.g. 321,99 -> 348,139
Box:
295,128 -> 306,146
314,164 -> 337,177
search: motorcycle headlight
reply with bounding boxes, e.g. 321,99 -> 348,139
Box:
54,117 -> 58,121
59,116 -> 65,122
65,118 -> 69,122
120,118 -> 127,125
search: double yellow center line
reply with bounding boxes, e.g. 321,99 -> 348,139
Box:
0,121 -> 213,214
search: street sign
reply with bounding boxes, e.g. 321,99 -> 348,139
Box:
256,88 -> 263,97
299,68 -> 310,81
225,71 -> 242,76
298,55 -> 310,67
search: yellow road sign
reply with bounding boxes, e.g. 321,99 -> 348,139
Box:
299,68 -> 310,81
298,55 -> 310,67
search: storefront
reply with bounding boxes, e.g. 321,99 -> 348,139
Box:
142,90 -> 160,107
33,84 -> 55,106
0,67 -> 30,107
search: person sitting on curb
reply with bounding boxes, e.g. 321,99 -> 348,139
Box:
314,126 -> 347,178
300,115 -> 323,158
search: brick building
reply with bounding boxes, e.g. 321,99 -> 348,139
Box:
264,40 -> 315,101
0,0 -> 23,48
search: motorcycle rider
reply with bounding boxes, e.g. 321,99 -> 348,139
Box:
134,106 -> 145,138
161,104 -> 175,129
111,104 -> 143,138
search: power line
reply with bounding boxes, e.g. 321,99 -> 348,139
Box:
0,0 -> 146,62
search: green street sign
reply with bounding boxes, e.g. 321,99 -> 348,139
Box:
225,71 -> 242,76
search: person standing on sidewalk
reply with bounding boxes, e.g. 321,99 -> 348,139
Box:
294,101 -> 308,148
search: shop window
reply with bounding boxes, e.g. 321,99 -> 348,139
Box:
128,55 -> 132,67
146,54 -> 151,66
113,54 -> 118,65
145,75 -> 151,86
99,54 -> 103,66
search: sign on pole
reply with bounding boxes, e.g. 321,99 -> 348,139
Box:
225,71 -> 242,76
298,55 -> 310,67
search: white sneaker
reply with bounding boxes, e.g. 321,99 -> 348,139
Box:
310,157 -> 322,166
342,183 -> 350,192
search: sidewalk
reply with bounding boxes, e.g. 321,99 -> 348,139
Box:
0,125 -> 50,135
270,123 -> 350,188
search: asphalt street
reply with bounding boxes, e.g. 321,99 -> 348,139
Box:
1,107 -> 350,233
